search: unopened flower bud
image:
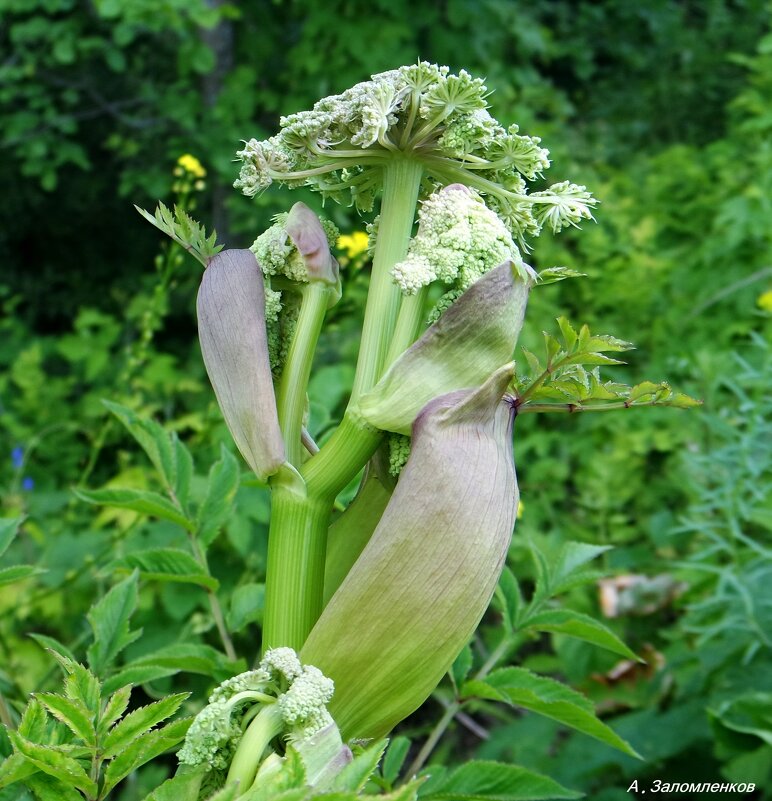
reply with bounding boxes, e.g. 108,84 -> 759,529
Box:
197,250 -> 286,480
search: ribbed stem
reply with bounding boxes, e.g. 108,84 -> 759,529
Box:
350,157 -> 424,400
301,412 -> 382,501
277,282 -> 331,467
262,472 -> 330,652
384,287 -> 428,367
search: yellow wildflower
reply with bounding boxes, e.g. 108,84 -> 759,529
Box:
337,231 -> 369,260
177,154 -> 207,178
757,289 -> 772,313
517,499 -> 524,519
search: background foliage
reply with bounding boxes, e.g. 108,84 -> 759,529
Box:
1,1 -> 771,798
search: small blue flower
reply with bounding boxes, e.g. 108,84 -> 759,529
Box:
21,477 -> 34,491
11,446 -> 24,470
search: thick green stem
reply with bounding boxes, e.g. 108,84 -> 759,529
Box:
384,287 -> 428,367
277,282 -> 331,467
261,160 -> 423,655
301,412 -> 382,501
350,157 -> 423,400
262,469 -> 330,652
227,702 -> 283,793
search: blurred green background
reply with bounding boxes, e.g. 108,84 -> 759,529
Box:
1,1 -> 771,799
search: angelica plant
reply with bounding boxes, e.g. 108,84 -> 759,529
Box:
137,62 -> 698,798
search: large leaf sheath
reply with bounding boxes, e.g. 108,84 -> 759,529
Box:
302,366 -> 519,739
197,250 -> 285,480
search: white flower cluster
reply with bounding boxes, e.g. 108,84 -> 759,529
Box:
392,185 -> 531,295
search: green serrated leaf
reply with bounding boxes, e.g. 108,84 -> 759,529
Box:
451,644 -> 473,691
74,487 -> 195,531
382,736 -> 411,785
47,655 -> 101,717
668,392 -> 702,409
536,266 -> 586,285
628,381 -> 665,401
586,376 -> 624,401
135,202 -> 222,266
564,352 -> 626,367
102,665 -> 179,695
418,759 -> 581,800
7,731 -> 97,796
36,694 -> 96,745
24,772 -> 84,801
86,571 -> 141,676
383,777 -> 425,801
0,565 -> 46,586
550,542 -> 612,595
99,686 -> 133,738
519,348 -> 543,379
141,768 -> 206,801
101,717 -> 191,796
103,401 -> 173,480
498,567 -> 522,631
329,739 -> 388,792
542,332 -> 562,365
462,667 -> 639,757
226,582 -> 265,632
584,334 -> 634,353
18,699 -> 49,741
529,544 -> 552,605
172,433 -> 195,509
0,518 -> 22,558
0,751 -> 39,789
102,643 -> 238,694
523,609 -> 639,660
110,548 -> 217,591
103,402 -> 197,512
28,634 -> 76,664
528,384 -> 576,402
556,317 -> 578,352
196,446 -> 240,547
102,693 -> 188,757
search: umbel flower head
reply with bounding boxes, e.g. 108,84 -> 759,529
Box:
178,648 -> 350,798
234,63 -> 596,247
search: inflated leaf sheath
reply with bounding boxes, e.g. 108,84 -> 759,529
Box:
197,249 -> 285,480
357,260 -> 530,434
302,365 -> 518,739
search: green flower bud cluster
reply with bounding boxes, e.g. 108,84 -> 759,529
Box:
391,185 -> 537,323
250,202 -> 340,375
177,648 -> 346,799
252,213 -> 339,284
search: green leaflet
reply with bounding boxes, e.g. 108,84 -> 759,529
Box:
418,760 -> 581,800
356,260 -> 530,434
73,487 -> 195,531
86,570 -> 141,676
0,517 -> 46,587
103,400 -> 195,512
197,249 -> 286,480
109,547 -> 219,591
522,609 -> 639,661
462,666 -> 640,757
302,366 -> 518,739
